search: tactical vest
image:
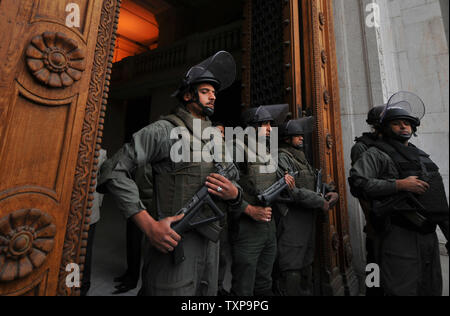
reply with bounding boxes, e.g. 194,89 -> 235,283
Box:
278,146 -> 315,192
372,140 -> 449,227
151,113 -> 227,241
239,143 -> 278,206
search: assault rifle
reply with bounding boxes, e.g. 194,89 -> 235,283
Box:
372,192 -> 435,233
315,169 -> 328,197
171,163 -> 239,265
257,171 -> 298,206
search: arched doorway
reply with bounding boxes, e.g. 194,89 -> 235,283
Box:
0,0 -> 357,296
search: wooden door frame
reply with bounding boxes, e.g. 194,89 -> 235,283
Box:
301,0 -> 359,295
55,0 -> 122,296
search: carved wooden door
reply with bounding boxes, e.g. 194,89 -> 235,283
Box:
0,0 -> 120,296
300,0 -> 359,295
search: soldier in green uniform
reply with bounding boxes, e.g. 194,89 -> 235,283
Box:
274,118 -> 339,296
349,92 -> 449,296
97,51 -> 244,296
350,105 -> 385,296
351,105 -> 385,165
229,105 -> 294,296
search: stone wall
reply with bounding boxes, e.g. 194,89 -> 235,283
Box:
333,0 -> 449,293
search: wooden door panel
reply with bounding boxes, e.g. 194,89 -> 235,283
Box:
0,86 -> 77,196
32,0 -> 95,38
0,0 -> 120,296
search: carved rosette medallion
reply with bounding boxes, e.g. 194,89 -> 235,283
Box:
326,133 -> 334,149
319,12 -> 325,26
321,50 -> 327,65
0,209 -> 56,282
25,32 -> 86,88
331,232 -> 339,252
344,241 -> 353,267
323,90 -> 330,105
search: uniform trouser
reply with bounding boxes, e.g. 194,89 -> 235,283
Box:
218,227 -> 231,292
125,218 -> 143,283
379,224 -> 442,296
140,231 -> 219,296
231,217 -> 277,296
365,236 -> 384,296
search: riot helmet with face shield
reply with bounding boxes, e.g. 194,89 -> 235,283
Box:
172,51 -> 236,117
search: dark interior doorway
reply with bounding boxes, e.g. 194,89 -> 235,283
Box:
124,96 -> 152,143
90,0 -> 244,296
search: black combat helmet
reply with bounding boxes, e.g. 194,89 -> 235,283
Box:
280,117 -> 314,137
380,91 -> 425,141
381,102 -> 421,127
366,105 -> 386,126
242,104 -> 290,127
380,92 -> 425,128
172,51 -> 236,117
172,51 -> 236,97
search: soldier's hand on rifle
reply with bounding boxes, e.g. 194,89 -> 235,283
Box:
245,205 -> 272,222
322,199 -> 331,212
325,192 -> 339,208
284,173 -> 295,190
133,211 -> 184,254
396,176 -> 430,195
206,173 -> 239,200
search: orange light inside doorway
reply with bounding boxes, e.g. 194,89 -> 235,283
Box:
114,0 -> 159,62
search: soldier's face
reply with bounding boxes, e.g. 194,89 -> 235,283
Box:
183,83 -> 216,113
291,135 -> 304,148
196,83 -> 216,109
259,121 -> 272,137
389,119 -> 412,139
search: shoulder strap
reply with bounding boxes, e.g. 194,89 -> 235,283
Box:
162,114 -> 187,130
162,114 -> 220,164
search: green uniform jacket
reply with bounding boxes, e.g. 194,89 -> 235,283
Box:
349,147 -> 398,200
276,144 -> 324,271
349,145 -> 444,296
350,133 -> 379,167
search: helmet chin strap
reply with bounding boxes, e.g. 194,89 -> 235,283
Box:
386,128 -> 412,142
191,89 -> 214,117
201,104 -> 214,117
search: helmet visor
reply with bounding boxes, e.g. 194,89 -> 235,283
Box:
380,91 -> 425,124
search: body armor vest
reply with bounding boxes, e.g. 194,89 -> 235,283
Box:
151,112 -> 227,240
278,145 -> 315,192
372,140 -> 448,226
239,144 -> 278,206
